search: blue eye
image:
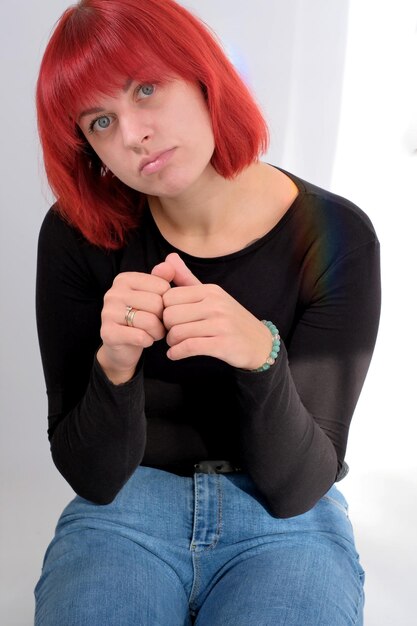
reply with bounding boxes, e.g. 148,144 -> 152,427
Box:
97,116 -> 111,129
88,115 -> 112,134
138,84 -> 155,97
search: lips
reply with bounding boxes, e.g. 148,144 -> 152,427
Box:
139,148 -> 176,175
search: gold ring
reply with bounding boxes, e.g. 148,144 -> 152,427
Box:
125,305 -> 138,327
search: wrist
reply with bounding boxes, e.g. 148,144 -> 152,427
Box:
96,345 -> 139,385
251,320 -> 281,372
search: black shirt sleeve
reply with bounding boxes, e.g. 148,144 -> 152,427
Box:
36,209 -> 147,502
234,237 -> 380,517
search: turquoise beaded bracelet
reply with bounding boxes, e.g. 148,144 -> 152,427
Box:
252,320 -> 281,372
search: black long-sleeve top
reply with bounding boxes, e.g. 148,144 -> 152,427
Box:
36,167 -> 381,518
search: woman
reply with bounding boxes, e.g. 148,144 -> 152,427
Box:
34,0 -> 380,624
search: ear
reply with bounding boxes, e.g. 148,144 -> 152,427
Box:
165,253 -> 201,286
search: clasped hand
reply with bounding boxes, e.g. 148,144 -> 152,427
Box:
97,252 -> 271,383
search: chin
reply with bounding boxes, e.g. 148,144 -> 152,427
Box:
150,170 -> 208,198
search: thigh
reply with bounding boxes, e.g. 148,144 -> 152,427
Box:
34,529 -> 192,626
195,536 -> 364,626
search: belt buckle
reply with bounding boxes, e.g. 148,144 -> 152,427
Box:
194,460 -> 240,474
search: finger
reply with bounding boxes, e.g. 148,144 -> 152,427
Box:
103,291 -> 165,322
163,302 -> 206,330
123,310 -> 167,340
163,283 -> 219,307
151,261 -> 175,283
166,337 -> 218,361
113,271 -> 171,296
101,322 -> 156,350
102,311 -> 166,343
165,319 -> 210,345
165,252 -> 202,286
124,291 -> 166,319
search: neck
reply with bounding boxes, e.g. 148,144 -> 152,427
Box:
148,161 -> 264,238
146,161 -> 299,258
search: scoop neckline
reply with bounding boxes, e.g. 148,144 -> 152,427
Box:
145,165 -> 307,264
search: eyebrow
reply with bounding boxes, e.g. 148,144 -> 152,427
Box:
78,79 -> 133,122
78,106 -> 105,122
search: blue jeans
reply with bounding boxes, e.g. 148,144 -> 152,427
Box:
34,467 -> 364,625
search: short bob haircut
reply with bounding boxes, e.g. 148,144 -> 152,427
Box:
36,0 -> 269,249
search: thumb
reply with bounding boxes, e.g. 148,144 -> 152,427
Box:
165,252 -> 201,286
151,260 -> 175,283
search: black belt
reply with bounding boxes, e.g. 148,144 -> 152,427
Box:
193,460 -> 243,474
160,459 -> 243,476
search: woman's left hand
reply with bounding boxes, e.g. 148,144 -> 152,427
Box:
153,253 -> 272,370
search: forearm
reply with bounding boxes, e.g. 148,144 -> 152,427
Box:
50,356 -> 146,503
234,343 -> 338,518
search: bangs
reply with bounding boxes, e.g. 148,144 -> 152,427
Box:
68,46 -> 172,118
46,12 -> 173,122
38,0 -> 222,133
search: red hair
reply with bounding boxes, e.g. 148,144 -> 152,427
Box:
36,0 -> 269,249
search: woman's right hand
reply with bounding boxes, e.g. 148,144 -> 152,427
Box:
97,263 -> 175,384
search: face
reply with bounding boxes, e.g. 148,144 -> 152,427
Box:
77,77 -> 216,199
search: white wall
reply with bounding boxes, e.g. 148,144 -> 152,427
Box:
1,3 -> 78,625
1,1 -> 415,624
331,2 -> 417,625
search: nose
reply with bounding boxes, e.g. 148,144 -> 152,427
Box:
119,110 -> 153,150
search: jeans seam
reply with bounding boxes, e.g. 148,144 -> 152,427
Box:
189,552 -> 200,611
352,579 -> 365,625
323,494 -> 349,516
189,474 -> 201,609
200,474 -> 222,551
216,475 -> 223,546
188,475 -> 223,611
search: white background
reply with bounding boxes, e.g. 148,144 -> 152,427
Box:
1,1 -> 416,624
